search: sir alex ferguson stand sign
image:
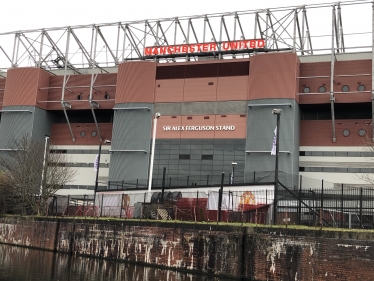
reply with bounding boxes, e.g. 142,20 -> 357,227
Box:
144,39 -> 265,57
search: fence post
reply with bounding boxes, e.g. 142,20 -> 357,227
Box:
136,179 -> 138,189
298,176 -> 302,225
161,167 -> 166,203
360,187 -> 363,228
122,180 -> 124,189
217,172 -> 224,223
321,182 -> 324,228
120,194 -> 124,219
100,194 -> 104,217
207,174 -> 209,186
341,184 -> 344,228
253,171 -> 255,183
187,175 -> 189,186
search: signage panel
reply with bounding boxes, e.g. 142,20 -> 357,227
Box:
145,39 -> 265,56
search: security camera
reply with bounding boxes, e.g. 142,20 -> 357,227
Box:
155,112 -> 161,118
272,109 -> 282,115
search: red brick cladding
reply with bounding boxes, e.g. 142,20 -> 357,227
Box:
299,60 -> 371,104
116,61 -> 156,103
0,78 -> 5,110
300,119 -> 372,146
50,123 -> 113,145
47,73 -> 116,110
248,52 -> 300,100
3,67 -> 52,109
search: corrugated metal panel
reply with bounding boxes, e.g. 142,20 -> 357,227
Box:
111,103 -> 153,150
109,103 -> 153,181
32,107 -> 55,141
116,61 -> 156,103
3,68 -> 40,106
245,99 -> 299,183
248,53 -> 298,100
36,69 -> 53,110
0,106 -> 35,148
108,152 -> 150,181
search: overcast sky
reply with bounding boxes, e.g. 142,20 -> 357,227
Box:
0,0 -> 345,33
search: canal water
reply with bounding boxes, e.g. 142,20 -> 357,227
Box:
0,244 -> 236,281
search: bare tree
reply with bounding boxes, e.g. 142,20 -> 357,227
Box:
0,135 -> 76,215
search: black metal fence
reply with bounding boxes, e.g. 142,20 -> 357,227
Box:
2,171 -> 374,230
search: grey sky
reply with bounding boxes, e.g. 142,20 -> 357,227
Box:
1,0 -> 341,33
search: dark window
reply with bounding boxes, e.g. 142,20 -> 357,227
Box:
156,61 -> 249,79
202,155 -> 213,160
218,62 -> 249,77
185,64 -> 219,78
179,154 -> 190,159
156,65 -> 185,79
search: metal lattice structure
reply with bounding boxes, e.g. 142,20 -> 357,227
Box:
0,0 -> 372,72
0,0 -> 373,143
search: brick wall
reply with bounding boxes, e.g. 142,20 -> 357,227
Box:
1,217 -> 374,280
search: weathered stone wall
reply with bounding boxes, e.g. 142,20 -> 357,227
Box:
1,217 -> 374,280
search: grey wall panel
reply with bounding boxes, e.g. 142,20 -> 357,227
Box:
154,101 -> 247,116
111,103 -> 153,151
154,103 -> 182,115
244,99 -> 299,186
32,107 -> 57,141
216,101 -> 247,114
109,103 -> 154,181
0,106 -> 35,148
182,102 -> 216,115
109,152 -> 150,182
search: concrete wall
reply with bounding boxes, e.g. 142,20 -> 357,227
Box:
1,217 -> 374,280
245,99 -> 300,186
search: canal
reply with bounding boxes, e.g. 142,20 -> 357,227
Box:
0,244 -> 237,281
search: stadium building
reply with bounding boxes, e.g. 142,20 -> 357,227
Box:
0,1 -> 373,194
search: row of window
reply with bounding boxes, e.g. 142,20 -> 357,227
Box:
303,84 -> 366,93
300,167 -> 374,173
76,92 -> 111,101
50,149 -> 110,154
300,151 -> 374,157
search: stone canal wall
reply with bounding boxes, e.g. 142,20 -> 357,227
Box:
1,217 -> 374,280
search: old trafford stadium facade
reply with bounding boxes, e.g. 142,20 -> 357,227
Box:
0,1 -> 373,195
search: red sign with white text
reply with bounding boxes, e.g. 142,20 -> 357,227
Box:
144,39 -> 265,56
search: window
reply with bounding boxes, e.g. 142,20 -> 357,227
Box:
342,85 -> 349,92
342,129 -> 350,137
303,87 -> 310,93
358,129 -> 366,137
318,86 -> 326,93
179,154 -> 190,159
358,84 -> 366,91
202,155 -> 213,160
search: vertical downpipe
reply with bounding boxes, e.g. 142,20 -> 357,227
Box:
330,5 -> 337,143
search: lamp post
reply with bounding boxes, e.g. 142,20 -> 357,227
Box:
40,135 -> 50,196
148,112 -> 161,193
231,162 -> 237,185
94,139 -> 111,199
272,109 -> 282,225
